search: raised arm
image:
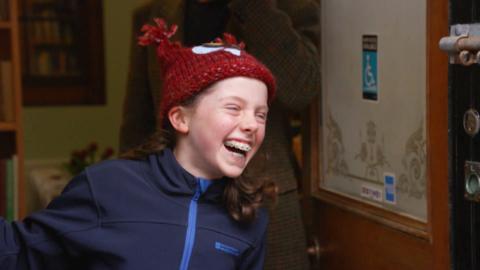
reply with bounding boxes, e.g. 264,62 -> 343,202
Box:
0,172 -> 100,269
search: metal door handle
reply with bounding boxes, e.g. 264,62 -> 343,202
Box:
465,161 -> 480,202
439,23 -> 480,65
306,237 -> 323,264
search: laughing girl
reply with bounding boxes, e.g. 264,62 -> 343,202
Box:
0,18 -> 276,270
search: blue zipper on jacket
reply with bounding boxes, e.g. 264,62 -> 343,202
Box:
179,179 -> 211,270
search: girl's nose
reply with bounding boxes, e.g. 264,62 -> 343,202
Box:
240,112 -> 259,133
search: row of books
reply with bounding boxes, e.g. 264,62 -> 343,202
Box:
23,13 -> 75,45
0,60 -> 14,122
26,49 -> 80,76
0,156 -> 18,221
0,0 -> 9,21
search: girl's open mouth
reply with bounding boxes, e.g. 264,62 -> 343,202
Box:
224,140 -> 251,157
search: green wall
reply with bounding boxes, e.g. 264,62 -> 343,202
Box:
23,0 -> 149,161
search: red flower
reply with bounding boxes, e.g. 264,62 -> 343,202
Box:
78,150 -> 88,160
101,147 -> 115,160
88,142 -> 98,153
66,143 -> 115,175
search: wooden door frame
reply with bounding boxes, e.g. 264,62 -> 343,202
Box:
426,0 -> 449,267
303,0 -> 449,268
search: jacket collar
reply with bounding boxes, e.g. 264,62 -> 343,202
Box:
149,148 -> 227,202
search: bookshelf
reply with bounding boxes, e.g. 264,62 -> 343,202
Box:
19,0 -> 104,106
0,0 -> 25,220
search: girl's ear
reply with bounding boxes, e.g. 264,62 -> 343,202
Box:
167,106 -> 190,134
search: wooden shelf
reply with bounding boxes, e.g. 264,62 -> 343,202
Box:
0,0 -> 26,220
0,122 -> 17,131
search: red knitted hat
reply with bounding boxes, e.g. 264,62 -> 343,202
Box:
138,18 -> 276,124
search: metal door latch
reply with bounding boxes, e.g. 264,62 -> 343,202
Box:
464,109 -> 480,137
465,161 -> 480,202
439,23 -> 480,66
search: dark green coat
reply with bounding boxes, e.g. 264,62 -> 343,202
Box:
120,1 -> 321,269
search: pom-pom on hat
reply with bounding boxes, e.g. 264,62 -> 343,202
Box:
138,18 -> 276,124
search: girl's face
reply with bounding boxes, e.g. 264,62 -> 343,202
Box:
173,76 -> 269,179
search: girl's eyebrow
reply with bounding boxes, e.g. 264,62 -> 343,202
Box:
219,96 -> 244,102
219,96 -> 268,110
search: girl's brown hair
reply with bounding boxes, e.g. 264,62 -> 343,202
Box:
120,129 -> 277,223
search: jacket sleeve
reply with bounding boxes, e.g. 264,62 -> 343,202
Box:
119,5 -> 156,153
0,172 -> 100,269
229,0 -> 321,113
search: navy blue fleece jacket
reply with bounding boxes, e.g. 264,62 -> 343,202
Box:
0,148 -> 268,269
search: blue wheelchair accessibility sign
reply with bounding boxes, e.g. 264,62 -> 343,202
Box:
362,35 -> 378,101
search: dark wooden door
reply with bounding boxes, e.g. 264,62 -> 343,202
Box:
449,2 -> 480,269
302,0 -> 450,269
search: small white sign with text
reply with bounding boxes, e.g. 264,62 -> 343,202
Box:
360,184 -> 383,202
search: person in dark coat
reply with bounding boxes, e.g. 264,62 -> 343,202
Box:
120,1 -> 321,269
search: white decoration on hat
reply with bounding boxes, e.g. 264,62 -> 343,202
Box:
224,48 -> 241,56
192,45 -> 241,56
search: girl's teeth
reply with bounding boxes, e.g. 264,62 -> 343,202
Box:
224,141 -> 251,152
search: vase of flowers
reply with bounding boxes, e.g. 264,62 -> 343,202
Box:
65,142 -> 115,176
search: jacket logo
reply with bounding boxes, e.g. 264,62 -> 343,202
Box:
215,242 -> 240,257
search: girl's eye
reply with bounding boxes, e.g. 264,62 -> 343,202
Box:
225,105 -> 240,111
256,112 -> 267,121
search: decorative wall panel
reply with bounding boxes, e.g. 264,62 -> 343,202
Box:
320,0 -> 427,220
